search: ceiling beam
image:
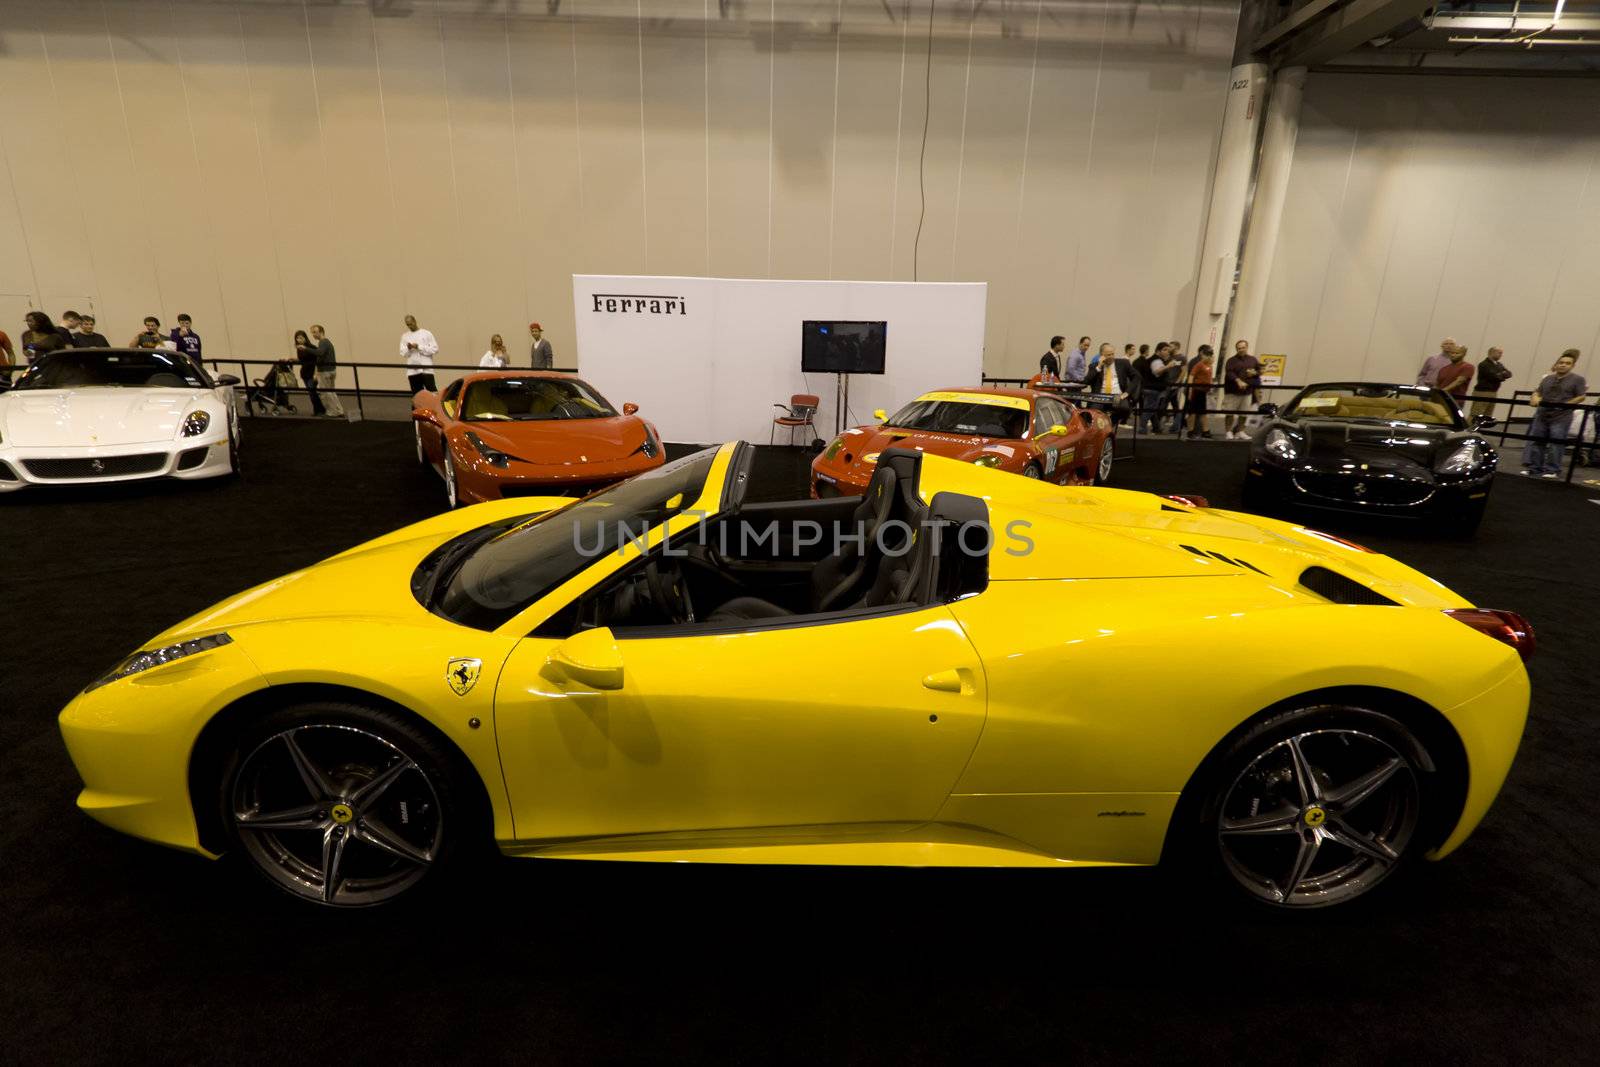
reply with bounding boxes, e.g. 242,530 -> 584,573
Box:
1251,0 -> 1344,53
1279,0 -> 1437,66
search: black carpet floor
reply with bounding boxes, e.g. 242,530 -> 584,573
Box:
3,420 -> 1598,1063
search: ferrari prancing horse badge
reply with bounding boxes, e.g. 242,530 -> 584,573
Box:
446,657 -> 482,696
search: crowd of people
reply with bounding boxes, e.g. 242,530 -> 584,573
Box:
0,310 -> 558,411
1033,332 -> 1594,474
1035,334 -> 1272,440
2,303 -> 1593,475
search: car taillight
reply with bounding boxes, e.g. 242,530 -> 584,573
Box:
1162,494 -> 1209,508
1298,527 -> 1375,552
1445,609 -> 1536,661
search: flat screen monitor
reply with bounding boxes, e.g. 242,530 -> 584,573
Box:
801,320 -> 887,375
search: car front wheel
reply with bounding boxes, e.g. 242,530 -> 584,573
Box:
443,452 -> 459,508
1192,705 -> 1431,909
220,703 -> 469,908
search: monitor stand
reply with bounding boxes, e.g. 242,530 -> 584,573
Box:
833,372 -> 851,436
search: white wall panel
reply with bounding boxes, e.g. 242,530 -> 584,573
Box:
0,0 -> 1238,386
1261,73 -> 1600,392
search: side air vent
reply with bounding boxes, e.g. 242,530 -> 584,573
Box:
1298,566 -> 1399,606
1178,545 -> 1269,576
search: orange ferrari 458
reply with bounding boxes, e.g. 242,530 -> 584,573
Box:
811,386 -> 1114,497
412,371 -> 664,507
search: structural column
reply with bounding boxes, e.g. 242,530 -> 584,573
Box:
1229,66 -> 1308,357
1187,62 -> 1269,358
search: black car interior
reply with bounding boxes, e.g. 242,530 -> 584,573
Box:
536,449 -> 990,637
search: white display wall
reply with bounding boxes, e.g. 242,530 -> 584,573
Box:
572,275 -> 987,445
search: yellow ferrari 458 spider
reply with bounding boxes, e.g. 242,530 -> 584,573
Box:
59,443 -> 1533,909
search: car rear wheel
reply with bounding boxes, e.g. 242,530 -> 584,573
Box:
1094,438 -> 1114,485
220,703 -> 469,908
1021,463 -> 1042,480
413,421 -> 426,466
1191,705 -> 1429,909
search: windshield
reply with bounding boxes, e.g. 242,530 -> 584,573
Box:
460,376 -> 616,421
1285,385 -> 1463,428
427,448 -> 719,630
13,350 -> 209,391
886,397 -> 1029,438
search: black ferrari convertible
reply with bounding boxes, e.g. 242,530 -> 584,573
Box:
1242,382 -> 1498,533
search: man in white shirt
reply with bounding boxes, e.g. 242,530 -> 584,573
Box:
400,314 -> 439,394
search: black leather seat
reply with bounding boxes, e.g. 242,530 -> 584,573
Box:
706,465 -> 900,623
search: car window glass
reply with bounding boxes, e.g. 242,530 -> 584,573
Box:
12,350 -> 207,390
424,448 -> 719,631
441,379 -> 463,419
461,377 -> 617,422
890,399 -> 1028,438
1286,385 -> 1462,428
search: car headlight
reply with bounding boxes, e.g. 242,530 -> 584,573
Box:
1438,439 -> 1487,476
86,632 -> 232,692
465,431 -> 523,469
823,437 -> 845,461
972,455 -> 1003,468
180,410 -> 211,437
1263,427 -> 1300,461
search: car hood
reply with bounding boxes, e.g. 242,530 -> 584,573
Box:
835,424 -> 1018,474
914,455 -> 1468,608
152,497 -> 576,642
1288,418 -> 1456,472
459,415 -> 650,462
0,388 -> 212,447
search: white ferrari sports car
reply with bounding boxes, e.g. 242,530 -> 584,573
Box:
0,348 -> 242,493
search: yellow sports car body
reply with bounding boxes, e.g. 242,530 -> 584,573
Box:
59,442 -> 1533,909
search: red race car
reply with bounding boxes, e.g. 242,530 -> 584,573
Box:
811,386 -> 1114,497
412,371 -> 664,507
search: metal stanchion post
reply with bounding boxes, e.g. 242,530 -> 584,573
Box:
353,365 -> 365,418
1564,404 -> 1590,484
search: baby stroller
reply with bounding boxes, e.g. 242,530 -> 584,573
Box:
247,360 -> 299,415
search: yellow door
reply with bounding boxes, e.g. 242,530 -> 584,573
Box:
493,606 -> 987,843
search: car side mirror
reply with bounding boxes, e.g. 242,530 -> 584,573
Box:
413,408 -> 439,425
1472,415 -> 1497,431
215,374 -> 241,387
1078,410 -> 1094,426
1257,402 -> 1278,417
622,402 -> 639,416
874,408 -> 888,422
1049,423 -> 1069,436
547,627 -> 625,690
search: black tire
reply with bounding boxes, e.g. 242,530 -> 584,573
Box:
216,701 -> 479,908
1021,462 -> 1042,480
414,421 -> 428,466
227,418 -> 241,477
1093,437 -> 1115,485
1441,499 -> 1486,539
443,450 -> 459,509
1178,704 -> 1433,910
1240,472 -> 1273,514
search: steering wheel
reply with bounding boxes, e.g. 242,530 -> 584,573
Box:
645,558 -> 695,625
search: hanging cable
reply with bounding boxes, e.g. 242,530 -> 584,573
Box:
912,0 -> 935,281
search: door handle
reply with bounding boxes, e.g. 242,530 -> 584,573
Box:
921,668 -> 973,695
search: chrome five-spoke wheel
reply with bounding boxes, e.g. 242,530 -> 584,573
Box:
1216,726 -> 1420,907
1096,439 -> 1114,484
230,723 -> 444,907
